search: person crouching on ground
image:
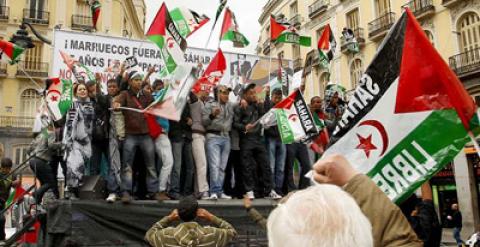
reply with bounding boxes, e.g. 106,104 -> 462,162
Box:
145,196 -> 237,247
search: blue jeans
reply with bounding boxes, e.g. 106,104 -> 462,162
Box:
453,227 -> 463,246
122,134 -> 158,194
206,135 -> 231,195
267,137 -> 286,193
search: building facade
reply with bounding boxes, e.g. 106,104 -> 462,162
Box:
0,0 -> 146,165
258,0 -> 480,234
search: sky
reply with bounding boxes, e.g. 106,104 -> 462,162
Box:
144,0 -> 269,55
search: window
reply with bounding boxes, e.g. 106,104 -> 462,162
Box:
350,59 -> 363,89
12,144 -> 30,166
23,41 -> 42,70
375,0 -> 391,16
346,8 -> 360,30
319,72 -> 330,97
290,1 -> 298,16
457,12 -> 480,53
424,30 -> 434,47
75,0 -> 90,16
20,89 -> 41,117
27,0 -> 47,19
292,45 -> 300,59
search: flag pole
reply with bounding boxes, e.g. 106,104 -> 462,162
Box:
18,67 -> 44,91
268,42 -> 273,89
468,131 -> 480,159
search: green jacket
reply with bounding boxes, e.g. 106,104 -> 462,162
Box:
145,215 -> 237,247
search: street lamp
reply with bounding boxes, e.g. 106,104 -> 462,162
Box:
9,22 -> 52,49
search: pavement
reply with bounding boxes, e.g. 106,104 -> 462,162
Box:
442,228 -> 471,246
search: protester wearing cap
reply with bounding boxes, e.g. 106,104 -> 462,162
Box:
202,85 -> 237,200
145,196 -> 237,247
112,70 -> 160,203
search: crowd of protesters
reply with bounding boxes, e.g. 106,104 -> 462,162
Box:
26,61 -> 346,205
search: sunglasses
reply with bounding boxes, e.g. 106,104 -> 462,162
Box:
219,90 -> 229,94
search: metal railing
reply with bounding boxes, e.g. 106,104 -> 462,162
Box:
23,8 -> 49,25
341,28 -> 365,52
263,38 -> 271,55
402,0 -> 435,18
0,6 -> 9,21
293,58 -> 303,71
449,47 -> 480,77
368,12 -> 396,38
72,14 -> 93,30
0,116 -> 35,128
308,0 -> 329,19
16,60 -> 49,78
442,0 -> 459,6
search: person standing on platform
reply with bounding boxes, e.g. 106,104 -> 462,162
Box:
145,196 -> 237,247
190,90 -> 209,199
0,158 -> 20,240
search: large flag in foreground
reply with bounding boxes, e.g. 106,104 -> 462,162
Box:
46,78 -> 73,121
270,16 -> 311,47
220,8 -> 249,48
170,7 -> 209,38
192,49 -> 226,93
321,9 -> 479,203
0,40 -> 24,64
260,89 -> 318,144
147,3 -> 187,74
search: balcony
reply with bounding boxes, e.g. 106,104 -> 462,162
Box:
449,48 -> 480,80
72,15 -> 93,30
368,12 -> 396,41
289,14 -> 303,28
341,28 -> 366,54
16,61 -> 49,78
402,0 -> 435,20
0,116 -> 35,129
263,38 -> 271,55
0,62 -> 6,76
293,58 -> 303,72
308,0 -> 329,19
442,0 -> 460,8
23,9 -> 49,25
0,6 -> 9,21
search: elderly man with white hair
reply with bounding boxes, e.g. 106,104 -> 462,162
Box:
266,154 -> 422,247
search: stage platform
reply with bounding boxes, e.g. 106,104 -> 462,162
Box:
41,199 -> 275,247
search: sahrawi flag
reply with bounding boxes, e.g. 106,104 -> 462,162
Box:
0,40 -> 24,64
317,24 -> 337,68
260,89 -> 318,144
220,8 -> 249,48
192,49 -> 226,93
270,15 -> 311,47
170,7 -> 209,38
88,0 -> 101,30
147,2 -> 187,74
320,8 -> 480,203
46,78 -> 73,121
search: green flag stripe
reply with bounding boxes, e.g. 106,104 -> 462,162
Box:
276,109 -> 295,144
366,110 -> 479,203
221,30 -> 249,46
170,9 -> 191,38
276,33 -> 311,46
148,35 -> 165,49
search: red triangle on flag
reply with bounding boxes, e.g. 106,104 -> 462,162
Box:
395,8 -> 476,130
274,90 -> 298,109
317,24 -> 331,50
146,3 -> 167,36
220,8 -> 233,38
270,15 -> 287,41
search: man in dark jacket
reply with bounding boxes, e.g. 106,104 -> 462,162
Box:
169,106 -> 194,199
448,203 -> 463,247
264,88 -> 286,195
112,71 -> 159,203
233,83 -> 280,199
